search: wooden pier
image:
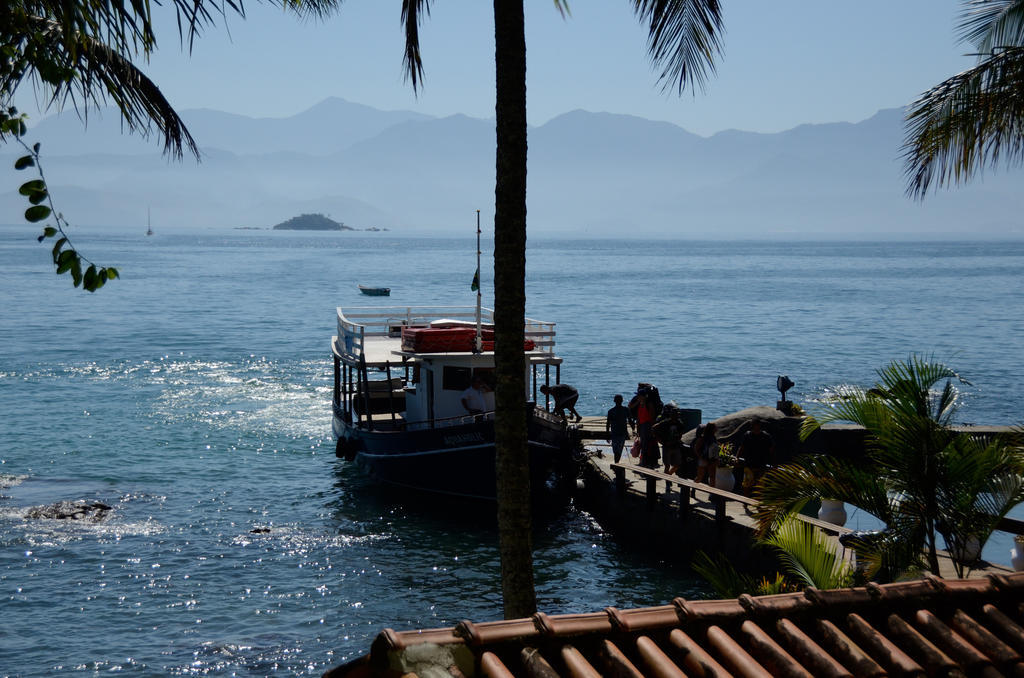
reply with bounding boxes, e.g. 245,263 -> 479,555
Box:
574,439 -> 1016,581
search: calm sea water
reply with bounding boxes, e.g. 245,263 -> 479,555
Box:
1,229 -> 1022,676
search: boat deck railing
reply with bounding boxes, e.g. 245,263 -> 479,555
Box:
336,305 -> 557,363
341,402 -> 567,432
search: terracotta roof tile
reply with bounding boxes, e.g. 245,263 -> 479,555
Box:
981,604 -> 1024,654
608,606 -> 682,633
737,593 -> 815,619
949,608 -> 1022,667
481,650 -> 515,678
635,635 -> 687,678
913,609 -> 996,673
884,612 -> 962,676
598,638 -> 645,677
738,620 -> 813,678
534,612 -> 614,638
812,618 -> 886,678
559,645 -> 602,678
674,598 -> 746,624
845,611 -> 925,676
773,618 -> 851,678
323,572 -> 1024,678
707,624 -> 773,678
521,647 -> 559,678
666,628 -> 732,677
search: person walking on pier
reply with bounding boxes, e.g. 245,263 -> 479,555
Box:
629,385 -> 661,468
739,419 -> 774,496
693,421 -> 720,487
652,403 -> 685,476
540,383 -> 582,422
605,394 -> 632,463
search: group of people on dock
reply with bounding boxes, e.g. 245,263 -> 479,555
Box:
605,383 -> 774,495
464,374 -> 774,495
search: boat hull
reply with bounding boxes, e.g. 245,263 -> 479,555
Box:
333,410 -> 574,501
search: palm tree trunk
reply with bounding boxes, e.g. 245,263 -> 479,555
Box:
492,0 -> 536,620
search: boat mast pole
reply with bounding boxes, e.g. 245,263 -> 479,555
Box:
474,209 -> 483,354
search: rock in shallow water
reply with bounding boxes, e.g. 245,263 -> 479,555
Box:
24,500 -> 113,522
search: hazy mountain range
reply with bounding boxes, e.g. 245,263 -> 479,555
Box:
1,96 -> 1020,238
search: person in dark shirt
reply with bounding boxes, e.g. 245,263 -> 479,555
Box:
540,383 -> 582,422
739,419 -> 774,495
652,404 -> 685,475
605,394 -> 632,463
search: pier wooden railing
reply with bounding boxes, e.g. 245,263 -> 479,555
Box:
610,462 -> 1024,541
610,462 -> 852,537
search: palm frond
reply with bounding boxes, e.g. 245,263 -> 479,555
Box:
5,13 -> 198,158
762,515 -> 854,590
632,0 -> 724,95
903,46 -> 1024,198
690,550 -> 759,598
400,0 -> 431,92
754,455 -> 894,537
958,0 -> 1024,53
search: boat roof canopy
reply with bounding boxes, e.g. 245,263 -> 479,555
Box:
333,305 -> 559,368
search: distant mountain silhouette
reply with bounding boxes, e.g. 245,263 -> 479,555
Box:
1,100 -> 1019,238
17,97 -> 431,156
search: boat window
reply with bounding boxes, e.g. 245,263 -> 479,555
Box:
442,366 -> 472,391
473,368 -> 495,390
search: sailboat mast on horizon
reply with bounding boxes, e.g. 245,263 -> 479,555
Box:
146,208 -> 153,236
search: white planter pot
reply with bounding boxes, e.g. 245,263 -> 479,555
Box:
818,499 -> 847,527
1012,544 -> 1024,572
714,467 -> 734,493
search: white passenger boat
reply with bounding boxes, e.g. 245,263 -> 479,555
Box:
330,305 -> 576,500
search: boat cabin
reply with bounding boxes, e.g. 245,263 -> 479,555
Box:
331,306 -> 562,432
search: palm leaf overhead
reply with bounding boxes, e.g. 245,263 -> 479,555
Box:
632,0 -> 724,94
5,13 -> 199,158
903,0 -> 1024,197
1,0 -> 338,158
400,0 -> 430,92
959,0 -> 1024,52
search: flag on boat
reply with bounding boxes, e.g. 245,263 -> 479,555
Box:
471,267 -> 480,292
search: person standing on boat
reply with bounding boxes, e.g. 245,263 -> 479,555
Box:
605,394 -> 632,463
540,383 -> 582,422
461,375 -> 492,416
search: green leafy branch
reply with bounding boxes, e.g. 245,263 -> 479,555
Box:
2,107 -> 118,291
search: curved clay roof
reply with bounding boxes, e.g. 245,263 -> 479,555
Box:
324,572 -> 1024,678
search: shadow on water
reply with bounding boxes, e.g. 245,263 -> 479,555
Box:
324,460 -> 710,617
324,460 -> 575,534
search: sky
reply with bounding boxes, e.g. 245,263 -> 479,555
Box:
17,0 -> 978,137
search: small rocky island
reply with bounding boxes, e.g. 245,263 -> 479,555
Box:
272,213 -> 354,231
